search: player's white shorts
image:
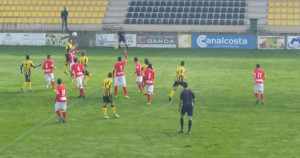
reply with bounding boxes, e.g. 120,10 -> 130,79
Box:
114,76 -> 126,86
146,85 -> 153,93
55,102 -> 67,111
76,76 -> 84,88
45,73 -> 54,82
136,76 -> 143,83
254,84 -> 264,93
70,62 -> 74,70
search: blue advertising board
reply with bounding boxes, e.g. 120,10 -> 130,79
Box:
191,35 -> 255,49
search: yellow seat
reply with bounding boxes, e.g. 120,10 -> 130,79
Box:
99,13 -> 104,18
275,8 -> 280,13
295,8 -> 299,14
80,13 -> 86,18
83,7 -> 88,11
37,0 -> 43,5
20,0 -> 25,5
0,6 -> 4,11
92,12 -> 98,17
25,12 -> 31,17
67,1 -> 72,5
46,6 -> 52,11
295,21 -> 300,26
288,14 -> 293,19
101,7 -> 107,12
20,12 -> 25,17
17,6 -> 22,11
41,6 -> 46,11
35,6 -> 40,11
4,18 -> 10,23
96,19 -> 102,24
7,12 -> 13,17
43,0 -> 49,5
52,6 -> 58,11
17,18 -> 22,23
281,2 -> 287,7
31,0 -> 36,5
13,0 -> 19,5
22,18 -> 28,23
295,2 -> 300,7
53,18 -> 59,23
5,6 -> 10,11
61,1 -> 67,5
10,18 -> 16,23
86,12 -> 92,17
91,1 -> 96,5
2,12 -> 7,17
74,12 -> 79,17
13,12 -> 20,17
84,19 -> 89,24
268,20 -> 274,25
29,18 -> 35,23
2,0 -> 8,5
96,1 -> 102,5
55,1 -> 60,5
41,18 -> 46,23
44,12 -> 49,17
69,12 -> 74,17
78,18 -> 83,24
11,6 -> 16,11
79,1 -> 84,6
281,8 -> 287,13
49,1 -> 54,5
85,1 -> 91,5
269,2 -> 274,7
71,18 -> 77,24
22,6 -> 28,11
55,12 -> 60,17
8,0 -> 13,5
103,1 -> 109,6
95,7 -> 100,12
58,6 -> 63,11
288,2 -> 293,7
288,20 -> 293,25
77,6 -> 82,11
0,18 -> 4,23
274,14 -> 280,19
90,18 -> 96,24
69,6 -> 75,11
25,0 -> 31,5
281,14 -> 287,19
35,18 -> 41,23
32,12 -> 37,17
294,14 -> 300,19
73,1 -> 79,5
88,7 -> 94,12
29,6 -> 34,11
288,8 -> 293,14
274,20 -> 280,25
275,2 -> 281,7
50,12 -> 55,17
47,18 -> 53,23
281,20 -> 287,25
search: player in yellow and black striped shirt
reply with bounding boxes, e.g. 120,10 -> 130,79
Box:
102,72 -> 119,119
20,55 -> 41,92
169,61 -> 187,100
79,52 -> 91,86
64,39 -> 78,75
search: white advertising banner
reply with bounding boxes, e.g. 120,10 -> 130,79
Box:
257,36 -> 285,49
287,36 -> 300,49
0,33 -> 46,46
46,33 -> 69,46
95,34 -> 136,47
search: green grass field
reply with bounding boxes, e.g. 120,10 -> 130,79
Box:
0,46 -> 300,158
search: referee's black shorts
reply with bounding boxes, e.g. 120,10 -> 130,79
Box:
181,105 -> 193,116
119,37 -> 125,43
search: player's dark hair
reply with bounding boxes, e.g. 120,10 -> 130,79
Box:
256,64 -> 260,68
183,82 -> 188,88
82,52 -> 86,56
26,55 -> 29,60
144,58 -> 149,64
68,39 -> 71,42
74,58 -> 78,63
47,55 -> 51,59
134,57 -> 138,62
108,72 -> 113,77
57,79 -> 62,84
181,61 -> 185,66
148,63 -> 152,69
118,57 -> 122,61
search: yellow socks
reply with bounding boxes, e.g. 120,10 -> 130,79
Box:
28,82 -> 32,90
111,106 -> 116,115
103,107 -> 107,116
84,77 -> 90,84
170,90 -> 175,97
64,65 -> 68,72
22,82 -> 27,88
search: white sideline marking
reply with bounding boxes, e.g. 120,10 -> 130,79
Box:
0,88 -> 99,152
0,89 -> 173,152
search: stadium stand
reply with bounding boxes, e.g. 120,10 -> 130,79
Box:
0,0 -> 108,31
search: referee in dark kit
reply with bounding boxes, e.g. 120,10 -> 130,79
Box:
117,29 -> 129,49
179,82 -> 195,135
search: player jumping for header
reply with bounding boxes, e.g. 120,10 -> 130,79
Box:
113,49 -> 129,98
64,39 -> 78,75
253,64 -> 266,104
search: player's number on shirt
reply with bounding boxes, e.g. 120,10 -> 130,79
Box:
148,73 -> 151,79
78,67 -> 81,71
62,89 -> 66,96
45,64 -> 48,69
120,65 -> 123,71
255,73 -> 262,78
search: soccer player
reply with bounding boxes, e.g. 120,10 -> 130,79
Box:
134,57 -> 144,92
64,39 -> 78,75
79,52 -> 91,87
169,61 -> 187,101
54,79 -> 67,123
20,55 -> 41,92
67,48 -> 85,82
117,29 -> 128,49
253,64 -> 266,104
71,58 -> 86,98
102,72 -> 119,119
113,49 -> 129,98
141,58 -> 149,93
43,55 -> 56,91
179,82 -> 195,135
144,63 -> 155,104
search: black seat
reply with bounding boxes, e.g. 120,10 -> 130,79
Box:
239,20 -> 244,25
159,7 -> 164,12
141,7 -> 146,12
170,13 -> 175,18
176,13 -> 182,18
179,1 -> 184,6
139,13 -> 144,18
214,13 -> 220,19
161,1 -> 166,6
239,14 -> 245,19
171,7 -> 177,12
164,13 -> 169,18
131,19 -> 136,24
148,1 -> 154,6
194,19 -> 200,25
188,19 -> 193,25
209,8 -> 214,13
234,2 -> 240,7
144,19 -> 149,24
201,14 -> 207,19
153,7 -> 158,12
216,2 -> 221,7
203,8 -> 208,13
124,19 -> 130,24
226,14 -> 232,19
220,14 -> 226,19
213,20 -> 218,25
134,7 -> 140,12
207,20 -> 212,25
207,13 -> 213,19
133,13 -> 138,18
234,8 -> 239,13
233,14 -> 238,19
130,1 -> 135,6
145,13 -> 150,18
173,1 -> 179,6
162,19 -> 168,24
181,19 -> 187,25
175,19 -> 180,25
232,20 -> 238,25
196,8 -> 201,13
129,7 -> 134,12
169,19 -> 174,24
200,20 -> 206,25
222,2 -> 227,7
203,2 -> 209,7
215,8 -> 221,13
154,1 -> 160,6
136,1 -> 142,6
209,2 -> 215,7
191,1 -> 196,7
137,19 -> 143,24
219,20 -> 225,25
183,13 -> 188,18
158,13 -> 163,18
228,8 -> 233,13
185,1 -> 191,6
178,7 -> 183,12
151,13 -> 157,18
197,1 -> 203,7
189,13 -> 194,19
228,2 -> 234,7
146,7 -> 152,12
221,8 -> 226,13
184,7 -> 189,12
142,1 -> 148,6
195,13 -> 200,18
156,19 -> 162,24
126,13 -> 132,18
241,2 -> 246,7
225,20 -> 231,25
240,8 -> 246,13
150,19 -> 155,24
190,7 -> 196,13
165,7 -> 171,12
167,1 -> 172,6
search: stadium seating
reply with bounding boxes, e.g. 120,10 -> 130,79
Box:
268,0 -> 300,26
0,0 -> 108,24
125,0 -> 247,25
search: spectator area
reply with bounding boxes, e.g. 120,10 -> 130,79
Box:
125,0 -> 246,25
0,0 -> 108,24
268,0 -> 300,26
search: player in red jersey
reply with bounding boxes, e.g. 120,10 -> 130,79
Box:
54,79 -> 67,123
113,49 -> 129,98
253,64 -> 266,104
43,55 -> 56,91
71,58 -> 86,98
144,63 -> 155,104
67,48 -> 85,82
134,57 -> 145,92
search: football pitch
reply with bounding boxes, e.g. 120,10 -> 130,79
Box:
0,46 -> 300,158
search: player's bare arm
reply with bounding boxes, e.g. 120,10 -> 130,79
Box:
20,64 -> 23,74
124,49 -> 128,61
32,64 -> 42,68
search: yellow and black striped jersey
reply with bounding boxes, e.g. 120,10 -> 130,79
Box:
103,78 -> 113,97
65,42 -> 77,52
22,60 -> 34,75
175,66 -> 185,82
141,63 -> 148,72
79,56 -> 88,67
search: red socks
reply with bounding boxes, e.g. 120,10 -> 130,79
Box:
63,111 -> 66,119
123,87 -> 127,96
52,81 -> 55,90
147,93 -> 151,103
71,72 -> 74,79
115,86 -> 118,96
261,93 -> 264,102
255,92 -> 259,99
138,84 -> 143,92
56,110 -> 61,118
80,88 -> 85,96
